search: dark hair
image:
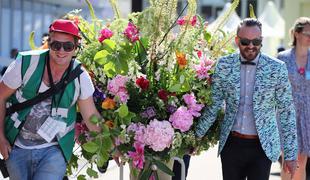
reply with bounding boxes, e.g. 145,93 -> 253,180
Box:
10,48 -> 18,59
290,17 -> 310,46
237,18 -> 262,35
1,66 -> 7,76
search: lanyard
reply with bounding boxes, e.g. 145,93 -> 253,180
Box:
46,55 -> 73,112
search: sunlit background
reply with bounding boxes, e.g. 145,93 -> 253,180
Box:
0,0 -> 309,66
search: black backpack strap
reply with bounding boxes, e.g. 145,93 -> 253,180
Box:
5,64 -> 83,116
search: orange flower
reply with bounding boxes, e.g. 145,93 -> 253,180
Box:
175,51 -> 187,68
101,98 -> 116,110
105,120 -> 114,129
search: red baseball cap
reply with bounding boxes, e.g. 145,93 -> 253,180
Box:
49,19 -> 81,39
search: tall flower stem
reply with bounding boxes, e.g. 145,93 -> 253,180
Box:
158,2 -> 189,46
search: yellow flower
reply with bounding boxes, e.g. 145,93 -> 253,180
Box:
101,98 -> 116,110
175,51 -> 187,69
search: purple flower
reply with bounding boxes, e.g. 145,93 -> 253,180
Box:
93,87 -> 106,101
140,106 -> 156,119
166,105 -> 177,114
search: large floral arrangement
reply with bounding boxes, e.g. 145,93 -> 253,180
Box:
64,0 -> 238,179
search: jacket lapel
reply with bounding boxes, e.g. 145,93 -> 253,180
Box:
231,54 -> 241,106
252,54 -> 268,118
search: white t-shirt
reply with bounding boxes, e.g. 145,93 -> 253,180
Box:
2,58 -> 94,100
3,58 -> 95,149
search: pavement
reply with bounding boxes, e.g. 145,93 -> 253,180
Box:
66,144 -> 282,180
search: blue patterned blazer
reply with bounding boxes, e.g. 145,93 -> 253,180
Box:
196,52 -> 298,162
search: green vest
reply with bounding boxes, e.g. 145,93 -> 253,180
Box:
5,49 -> 82,162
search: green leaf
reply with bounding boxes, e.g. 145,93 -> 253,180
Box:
168,84 -> 181,92
82,141 -> 99,153
77,175 -> 86,180
90,115 -> 99,124
86,167 -> 98,178
103,39 -> 116,51
97,150 -> 109,167
94,50 -> 110,65
139,166 -> 152,180
153,159 -> 175,176
118,104 -> 129,118
123,112 -> 136,125
203,30 -> 212,43
103,61 -> 117,77
102,137 -> 113,150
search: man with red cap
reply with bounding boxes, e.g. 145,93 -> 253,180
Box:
0,19 -> 101,180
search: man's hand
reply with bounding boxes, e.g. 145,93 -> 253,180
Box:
0,136 -> 11,160
282,160 -> 298,179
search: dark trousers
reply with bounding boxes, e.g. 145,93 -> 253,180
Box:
172,154 -> 191,180
220,135 -> 272,180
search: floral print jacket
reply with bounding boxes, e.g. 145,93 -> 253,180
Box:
196,53 -> 297,162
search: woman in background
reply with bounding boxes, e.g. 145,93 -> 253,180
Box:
278,17 -> 310,180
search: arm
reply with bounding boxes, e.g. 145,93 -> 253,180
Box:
275,63 -> 298,160
77,96 -> 102,132
0,82 -> 17,159
195,59 -> 225,138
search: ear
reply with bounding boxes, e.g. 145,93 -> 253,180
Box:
234,36 -> 239,46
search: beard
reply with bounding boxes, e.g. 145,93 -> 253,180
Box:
239,46 -> 260,61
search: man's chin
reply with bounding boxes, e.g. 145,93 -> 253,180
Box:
244,53 -> 258,61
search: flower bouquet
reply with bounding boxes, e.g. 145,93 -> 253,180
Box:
64,0 -> 238,179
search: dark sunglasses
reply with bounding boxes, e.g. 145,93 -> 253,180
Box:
49,41 -> 75,52
238,37 -> 262,46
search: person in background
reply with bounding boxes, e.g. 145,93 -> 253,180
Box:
0,19 -> 102,180
196,18 -> 298,180
278,17 -> 310,180
10,48 -> 18,60
40,33 -> 50,49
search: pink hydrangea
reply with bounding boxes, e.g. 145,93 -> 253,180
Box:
107,75 -> 129,103
124,22 -> 139,43
143,119 -> 174,151
194,56 -> 214,80
128,142 -> 145,169
98,28 -> 113,42
116,88 -> 129,103
127,123 -> 146,144
169,106 -> 193,132
107,75 -> 128,94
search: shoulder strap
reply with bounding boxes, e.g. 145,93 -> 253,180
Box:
5,64 -> 83,116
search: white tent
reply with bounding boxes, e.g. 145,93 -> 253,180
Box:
258,1 -> 285,56
209,2 -> 241,33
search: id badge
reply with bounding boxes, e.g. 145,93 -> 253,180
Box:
306,71 -> 310,80
37,116 -> 66,142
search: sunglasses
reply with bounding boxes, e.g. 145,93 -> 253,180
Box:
49,41 -> 75,52
238,37 -> 262,46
